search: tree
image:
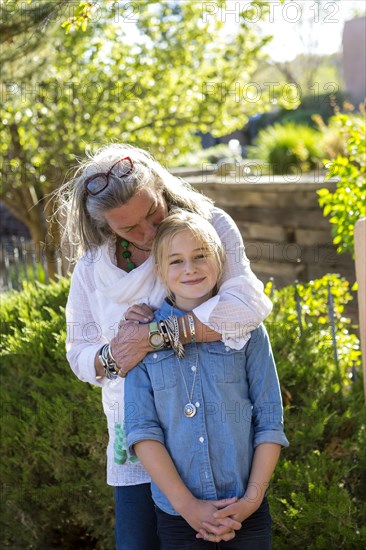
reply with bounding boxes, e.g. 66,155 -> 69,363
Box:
260,0 -> 342,95
1,1 -> 292,278
0,1 -> 66,78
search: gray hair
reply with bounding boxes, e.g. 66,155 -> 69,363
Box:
56,144 -> 214,261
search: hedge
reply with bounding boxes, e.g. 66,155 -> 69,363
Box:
1,275 -> 365,548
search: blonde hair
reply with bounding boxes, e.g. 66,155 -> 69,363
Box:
56,144 -> 214,261
152,209 -> 226,299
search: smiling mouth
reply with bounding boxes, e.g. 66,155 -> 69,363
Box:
182,278 -> 205,285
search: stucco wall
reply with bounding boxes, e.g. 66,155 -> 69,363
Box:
343,16 -> 366,105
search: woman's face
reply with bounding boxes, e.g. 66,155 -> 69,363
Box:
104,187 -> 168,249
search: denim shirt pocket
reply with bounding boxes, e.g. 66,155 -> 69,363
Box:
207,342 -> 245,383
144,348 -> 177,391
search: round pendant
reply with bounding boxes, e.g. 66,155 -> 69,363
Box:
184,403 -> 197,418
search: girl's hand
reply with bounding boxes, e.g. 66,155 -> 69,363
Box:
178,496 -> 241,542
123,303 -> 155,324
197,497 -> 260,540
110,321 -> 151,376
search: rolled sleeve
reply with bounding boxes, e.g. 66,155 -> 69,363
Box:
194,277 -> 271,350
246,325 -> 289,449
254,429 -> 289,449
126,428 -> 165,456
124,363 -> 165,455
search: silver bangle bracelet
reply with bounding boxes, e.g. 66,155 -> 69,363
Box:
187,314 -> 196,344
99,344 -> 119,380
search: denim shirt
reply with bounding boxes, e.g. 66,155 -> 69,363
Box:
125,300 -> 289,516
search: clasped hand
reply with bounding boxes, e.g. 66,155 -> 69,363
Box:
110,303 -> 155,376
178,497 -> 241,543
192,496 -> 261,542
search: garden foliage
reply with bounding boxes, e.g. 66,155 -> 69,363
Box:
318,110 -> 366,256
266,274 -> 365,548
1,274 -> 365,548
247,122 -> 325,174
0,279 -> 114,549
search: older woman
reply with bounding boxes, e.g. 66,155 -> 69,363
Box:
59,145 -> 272,550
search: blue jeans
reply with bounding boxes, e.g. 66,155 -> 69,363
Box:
114,483 -> 159,550
156,497 -> 272,550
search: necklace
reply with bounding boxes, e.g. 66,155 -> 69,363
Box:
177,345 -> 199,418
130,241 -> 151,253
120,238 -> 136,271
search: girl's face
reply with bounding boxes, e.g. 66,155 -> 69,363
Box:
104,187 -> 168,248
163,230 -> 220,312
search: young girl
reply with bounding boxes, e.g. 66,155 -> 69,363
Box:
124,211 -> 289,549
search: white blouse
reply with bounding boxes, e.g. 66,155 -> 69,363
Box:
65,207 -> 272,486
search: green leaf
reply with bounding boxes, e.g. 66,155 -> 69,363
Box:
317,188 -> 330,197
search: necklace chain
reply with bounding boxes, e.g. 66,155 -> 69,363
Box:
130,241 -> 151,253
177,347 -> 198,406
173,304 -> 199,418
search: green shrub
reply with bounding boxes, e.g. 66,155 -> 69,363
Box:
1,274 -> 365,548
313,113 -> 348,160
265,274 -> 365,548
247,122 -> 325,174
0,279 -> 114,549
4,261 -> 47,291
318,109 -> 366,256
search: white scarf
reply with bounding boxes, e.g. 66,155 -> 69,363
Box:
93,241 -> 166,308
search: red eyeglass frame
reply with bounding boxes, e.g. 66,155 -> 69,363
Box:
84,156 -> 134,196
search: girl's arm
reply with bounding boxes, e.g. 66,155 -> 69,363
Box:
240,442 -> 281,513
199,324 -> 289,536
198,442 -> 281,535
134,440 -> 241,538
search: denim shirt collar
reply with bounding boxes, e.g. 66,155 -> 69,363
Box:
156,299 -> 187,320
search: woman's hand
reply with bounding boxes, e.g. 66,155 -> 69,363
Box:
110,320 -> 151,376
124,303 -> 155,324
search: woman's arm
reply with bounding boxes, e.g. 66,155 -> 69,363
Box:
66,261 -> 107,386
111,313 -> 221,376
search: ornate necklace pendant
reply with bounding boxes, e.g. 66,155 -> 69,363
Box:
184,402 -> 197,418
